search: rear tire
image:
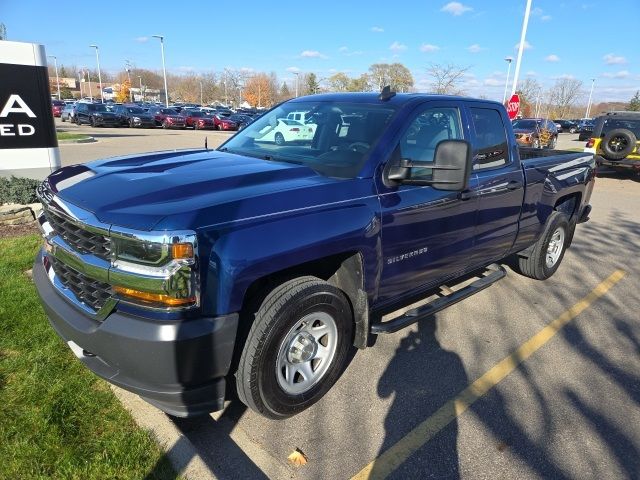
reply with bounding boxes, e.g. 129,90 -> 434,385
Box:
236,276 -> 354,419
275,132 -> 285,145
517,211 -> 569,280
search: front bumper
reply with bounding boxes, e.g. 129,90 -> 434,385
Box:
34,250 -> 239,417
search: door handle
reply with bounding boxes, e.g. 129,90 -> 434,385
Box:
507,180 -> 523,190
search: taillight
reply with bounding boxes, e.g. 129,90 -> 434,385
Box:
586,138 -> 594,148
290,128 -> 300,132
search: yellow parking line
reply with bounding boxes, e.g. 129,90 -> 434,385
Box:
352,269 -> 626,480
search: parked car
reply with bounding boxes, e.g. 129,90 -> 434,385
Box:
512,118 -> 558,148
553,119 -> 578,134
75,102 -> 121,127
34,92 -> 595,420
60,104 -> 76,123
577,120 -> 595,141
585,111 -> 640,172
228,114 -> 254,130
51,100 -> 65,117
147,107 -> 187,129
211,114 -> 238,131
113,105 -> 156,128
254,118 -> 314,145
180,110 -> 216,129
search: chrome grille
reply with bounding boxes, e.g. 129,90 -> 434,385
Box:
43,208 -> 110,260
50,257 -> 113,311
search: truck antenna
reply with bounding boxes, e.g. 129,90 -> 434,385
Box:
379,85 -> 396,101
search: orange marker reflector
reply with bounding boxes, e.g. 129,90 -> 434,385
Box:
171,243 -> 194,259
114,286 -> 195,306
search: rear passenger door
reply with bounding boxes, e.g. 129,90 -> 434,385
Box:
467,105 -> 525,264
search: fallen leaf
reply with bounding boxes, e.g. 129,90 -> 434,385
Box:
287,448 -> 308,466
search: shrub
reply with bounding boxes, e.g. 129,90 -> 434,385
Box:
0,176 -> 41,205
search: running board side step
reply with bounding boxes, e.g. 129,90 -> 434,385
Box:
370,264 -> 506,335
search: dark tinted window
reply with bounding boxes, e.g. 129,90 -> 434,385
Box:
470,107 -> 509,169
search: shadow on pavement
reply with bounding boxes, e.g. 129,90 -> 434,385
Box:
370,318 -> 465,479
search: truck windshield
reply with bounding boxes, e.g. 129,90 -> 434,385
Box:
219,101 -> 397,178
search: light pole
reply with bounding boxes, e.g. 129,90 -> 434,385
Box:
125,60 -> 133,102
86,68 -> 93,102
585,78 -> 596,119
89,45 -> 104,103
138,76 -> 143,102
78,72 -> 83,99
293,72 -> 300,97
502,57 -> 513,104
48,55 -> 60,100
199,80 -> 203,105
510,0 -> 532,96
152,35 -> 169,106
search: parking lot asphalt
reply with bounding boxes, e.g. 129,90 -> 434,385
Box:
56,121 -> 640,479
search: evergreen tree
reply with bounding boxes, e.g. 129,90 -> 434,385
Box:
628,91 -> 640,111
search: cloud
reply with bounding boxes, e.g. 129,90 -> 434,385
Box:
526,71 -> 537,76
420,43 -> 440,52
286,66 -> 301,73
545,54 -> 560,62
134,36 -> 149,43
484,78 -> 503,87
177,66 -> 195,72
300,50 -> 328,59
389,41 -> 407,52
467,44 -> 483,53
603,53 -> 627,65
514,40 -> 533,51
371,26 -> 384,32
339,47 -> 364,56
531,7 -> 544,16
554,73 -> 575,80
602,70 -> 630,79
440,2 -> 473,15
541,15 -> 552,21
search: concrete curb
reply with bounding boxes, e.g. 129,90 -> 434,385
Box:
57,136 -> 96,144
110,386 -> 218,480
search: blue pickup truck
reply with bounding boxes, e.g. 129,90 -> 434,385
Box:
34,91 -> 596,419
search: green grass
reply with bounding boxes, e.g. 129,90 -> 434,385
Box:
0,235 -> 176,479
56,132 -> 91,141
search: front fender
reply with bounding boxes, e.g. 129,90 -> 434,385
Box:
203,201 -> 381,316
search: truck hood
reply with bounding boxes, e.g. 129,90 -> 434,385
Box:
48,149 -> 340,231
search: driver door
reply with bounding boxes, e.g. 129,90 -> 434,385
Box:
376,102 -> 479,304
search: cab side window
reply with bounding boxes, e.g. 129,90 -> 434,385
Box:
470,107 -> 509,170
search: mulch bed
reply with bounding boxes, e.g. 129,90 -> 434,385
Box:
0,221 -> 39,240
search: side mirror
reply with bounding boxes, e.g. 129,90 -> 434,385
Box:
387,139 -> 472,191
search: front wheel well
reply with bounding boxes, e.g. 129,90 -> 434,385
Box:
229,252 -> 368,376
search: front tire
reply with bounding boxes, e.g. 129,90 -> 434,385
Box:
275,132 -> 285,145
236,277 -> 354,419
516,211 -> 569,280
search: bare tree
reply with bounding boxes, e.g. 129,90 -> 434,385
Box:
516,77 -> 543,116
426,63 -> 470,95
547,78 -> 584,119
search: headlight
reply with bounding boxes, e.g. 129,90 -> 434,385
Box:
110,233 -> 198,309
133,116 -> 141,121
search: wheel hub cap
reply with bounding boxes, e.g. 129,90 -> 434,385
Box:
286,332 -> 317,363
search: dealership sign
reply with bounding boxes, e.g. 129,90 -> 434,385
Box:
0,40 -> 60,179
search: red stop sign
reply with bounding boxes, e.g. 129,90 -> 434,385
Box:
506,94 -> 520,120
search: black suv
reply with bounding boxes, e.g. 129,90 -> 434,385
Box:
75,103 -> 121,127
553,119 -> 578,134
113,105 -> 156,128
588,111 -> 640,172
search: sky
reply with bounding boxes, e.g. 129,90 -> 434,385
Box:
2,0 -> 638,103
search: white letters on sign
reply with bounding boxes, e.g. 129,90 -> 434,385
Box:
0,94 -> 37,118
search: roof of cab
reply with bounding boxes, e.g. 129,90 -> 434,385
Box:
287,92 -> 504,108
